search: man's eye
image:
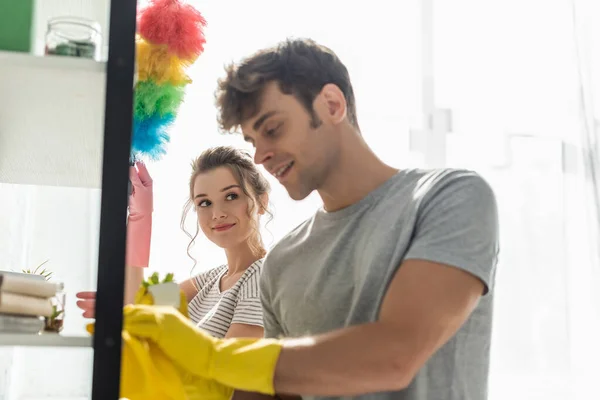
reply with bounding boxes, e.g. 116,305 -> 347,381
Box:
265,123 -> 282,137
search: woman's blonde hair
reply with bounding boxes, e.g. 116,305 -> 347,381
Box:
181,146 -> 272,265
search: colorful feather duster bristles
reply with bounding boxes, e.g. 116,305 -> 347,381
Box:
136,36 -> 192,86
138,0 -> 207,61
131,0 -> 207,161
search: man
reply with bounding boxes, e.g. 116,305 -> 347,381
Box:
124,38 -> 499,400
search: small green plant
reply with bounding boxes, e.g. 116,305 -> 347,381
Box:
141,272 -> 175,289
18,260 -> 64,333
51,305 -> 64,319
45,301 -> 65,332
21,259 -> 52,280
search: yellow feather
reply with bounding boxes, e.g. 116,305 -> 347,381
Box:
136,35 -> 193,86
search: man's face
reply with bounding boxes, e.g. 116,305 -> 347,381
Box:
241,82 -> 339,200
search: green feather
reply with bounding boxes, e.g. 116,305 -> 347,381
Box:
134,80 -> 185,120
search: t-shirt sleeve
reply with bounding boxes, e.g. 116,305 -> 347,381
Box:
191,266 -> 222,293
231,271 -> 264,327
404,170 -> 500,294
260,259 -> 285,338
192,273 -> 206,292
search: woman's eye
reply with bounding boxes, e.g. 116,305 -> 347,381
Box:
226,193 -> 239,201
197,200 -> 210,207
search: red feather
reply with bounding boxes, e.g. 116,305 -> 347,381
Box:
138,0 -> 207,61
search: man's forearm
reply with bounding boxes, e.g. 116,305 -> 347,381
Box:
232,391 -> 301,400
273,322 -> 415,397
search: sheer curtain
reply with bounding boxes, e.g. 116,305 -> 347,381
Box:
433,1 -> 600,399
568,0 -> 600,397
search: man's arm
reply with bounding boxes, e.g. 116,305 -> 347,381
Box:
228,324 -> 274,400
232,392 -> 300,400
271,172 -> 498,396
231,263 -> 303,400
229,323 -> 301,400
273,259 -> 485,396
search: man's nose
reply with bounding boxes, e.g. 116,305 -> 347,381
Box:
253,144 -> 274,165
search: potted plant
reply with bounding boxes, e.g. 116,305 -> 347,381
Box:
21,259 -> 52,280
21,260 -> 64,333
137,272 -> 180,308
86,272 -> 184,336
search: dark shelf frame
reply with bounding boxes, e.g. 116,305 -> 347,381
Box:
91,1 -> 137,399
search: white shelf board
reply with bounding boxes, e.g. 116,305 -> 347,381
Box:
0,332 -> 92,348
0,51 -> 107,188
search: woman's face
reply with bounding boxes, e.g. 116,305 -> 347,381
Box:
193,166 -> 257,250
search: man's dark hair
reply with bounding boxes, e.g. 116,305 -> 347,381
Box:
215,38 -> 358,132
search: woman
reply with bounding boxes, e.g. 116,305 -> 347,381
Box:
76,146 -> 272,339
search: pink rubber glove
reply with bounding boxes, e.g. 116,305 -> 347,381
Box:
126,162 -> 153,268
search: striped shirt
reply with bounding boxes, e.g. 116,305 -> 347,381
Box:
188,259 -> 263,338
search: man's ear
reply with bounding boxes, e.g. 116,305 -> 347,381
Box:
317,83 -> 347,125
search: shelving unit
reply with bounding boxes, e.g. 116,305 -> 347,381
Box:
0,51 -> 107,188
0,0 -> 137,398
0,333 -> 91,348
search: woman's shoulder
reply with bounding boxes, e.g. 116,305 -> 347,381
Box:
207,264 -> 229,275
235,258 -> 264,298
193,264 -> 227,285
244,258 -> 264,280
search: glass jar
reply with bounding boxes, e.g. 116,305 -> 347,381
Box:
44,290 -> 65,333
45,16 -> 102,61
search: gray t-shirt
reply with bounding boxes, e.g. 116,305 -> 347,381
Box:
260,169 -> 499,400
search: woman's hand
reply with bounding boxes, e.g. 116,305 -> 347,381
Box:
126,161 -> 153,268
75,291 -> 96,318
128,161 -> 153,217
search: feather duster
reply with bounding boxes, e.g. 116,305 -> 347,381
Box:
136,35 -> 192,86
134,80 -> 186,120
138,0 -> 207,62
131,114 -> 175,161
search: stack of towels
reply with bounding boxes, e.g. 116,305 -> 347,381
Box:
0,271 -> 63,334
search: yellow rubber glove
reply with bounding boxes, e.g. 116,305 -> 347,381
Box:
89,286 -> 234,400
85,286 -> 187,335
120,330 -> 188,400
123,304 -> 283,395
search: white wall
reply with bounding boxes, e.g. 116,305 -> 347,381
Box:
0,185 -> 100,399
1,1 -> 108,398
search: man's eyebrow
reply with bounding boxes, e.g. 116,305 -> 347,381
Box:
253,110 -> 279,131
